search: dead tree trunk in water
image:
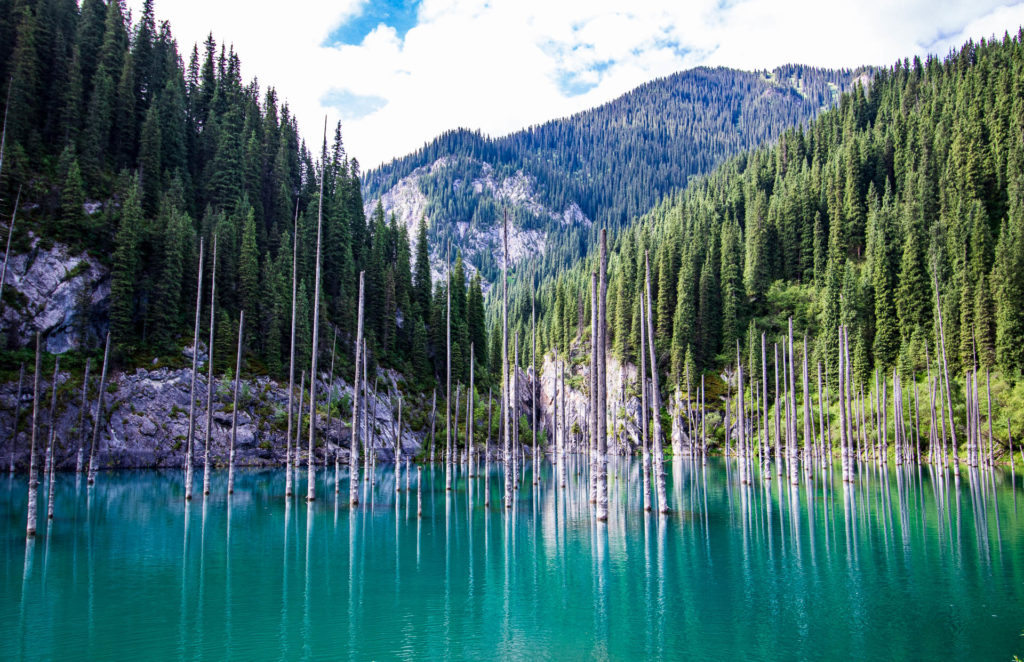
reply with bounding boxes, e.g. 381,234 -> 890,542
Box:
589,272 -> 597,502
326,330 -> 337,491
469,343 -> 475,477
306,120 -> 328,503
184,238 -> 204,501
531,295 -> 538,484
26,335 -> 41,536
640,291 -> 651,510
502,211 -> 512,510
446,242 -> 452,492
644,251 -> 668,513
595,230 -> 609,521
203,235 -> 218,496
228,312 -> 244,495
429,389 -> 436,465
349,272 -> 364,506
286,204 -> 299,499
44,356 -> 59,520
933,272 -> 959,472
87,333 -> 111,485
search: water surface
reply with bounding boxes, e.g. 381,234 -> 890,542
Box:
2,458 -> 1023,660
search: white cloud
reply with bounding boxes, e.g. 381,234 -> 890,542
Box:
127,0 -> 1024,170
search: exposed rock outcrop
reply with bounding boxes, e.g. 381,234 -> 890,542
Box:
1,233 -> 109,353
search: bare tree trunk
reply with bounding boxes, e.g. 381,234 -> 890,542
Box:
286,204 -> 299,498
446,242 -> 452,492
701,375 -> 707,462
349,272 -> 364,506
326,330 -> 337,492
87,333 -> 111,485
228,312 -> 244,495
644,251 -> 668,514
184,238 -> 205,501
26,335 -> 41,537
514,337 -> 520,488
75,362 -> 88,474
45,356 -> 59,520
788,319 -> 798,485
295,371 -> 305,485
774,344 -> 781,474
469,343 -> 475,478
430,389 -> 437,465
485,387 -> 491,507
502,211 -> 512,510
395,396 -> 403,488
589,272 -> 597,502
453,386 -> 461,474
203,235 -> 218,496
932,272 -> 959,472
640,291 -> 650,510
741,344 -> 749,485
763,334 -> 771,480
531,296 -> 538,484
306,122 -> 328,503
802,335 -> 812,479
986,369 -> 994,470
595,230 -> 609,522
0,187 -> 20,305
839,326 -> 850,482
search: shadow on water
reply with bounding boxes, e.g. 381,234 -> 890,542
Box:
1,457 -> 1024,660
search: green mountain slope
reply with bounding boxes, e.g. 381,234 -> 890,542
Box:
363,65 -> 868,284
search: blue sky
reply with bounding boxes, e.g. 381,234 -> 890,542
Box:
131,0 -> 1024,168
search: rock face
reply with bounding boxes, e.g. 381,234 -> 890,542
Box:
367,156 -> 592,288
0,356 -> 431,473
1,233 -> 109,353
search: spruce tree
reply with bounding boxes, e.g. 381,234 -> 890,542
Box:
109,175 -> 144,354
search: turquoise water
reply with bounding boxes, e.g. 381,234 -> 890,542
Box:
2,458 -> 1023,660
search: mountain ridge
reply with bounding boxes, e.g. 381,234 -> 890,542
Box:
363,63 -> 871,285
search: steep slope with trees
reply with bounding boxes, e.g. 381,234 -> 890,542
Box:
511,31 -> 1024,447
364,65 -> 868,284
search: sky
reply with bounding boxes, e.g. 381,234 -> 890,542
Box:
127,0 -> 1024,170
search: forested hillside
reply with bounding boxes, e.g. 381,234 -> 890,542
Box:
363,65 -> 868,284
511,31 -> 1024,410
0,0 -> 462,388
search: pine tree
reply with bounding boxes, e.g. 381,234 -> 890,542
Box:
58,146 -> 87,242
413,216 -> 432,321
238,206 -> 260,344
110,175 -> 144,353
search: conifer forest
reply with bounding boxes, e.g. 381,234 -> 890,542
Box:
2,1 -> 1024,660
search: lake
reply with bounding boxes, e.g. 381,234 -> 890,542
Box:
2,457 -> 1022,660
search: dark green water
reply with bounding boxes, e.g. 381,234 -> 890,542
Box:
2,458 -> 1023,660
